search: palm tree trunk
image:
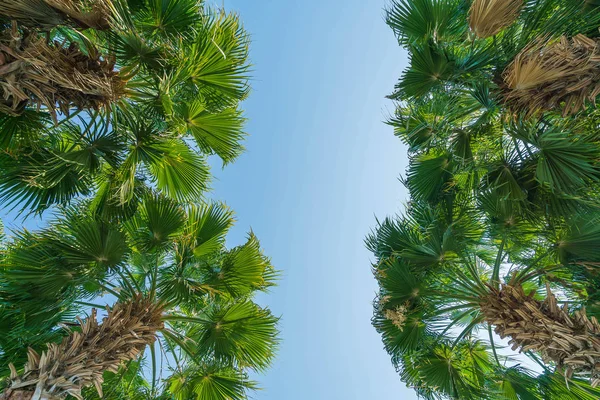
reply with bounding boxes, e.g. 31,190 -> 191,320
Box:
0,0 -> 112,30
480,283 -> 600,386
0,23 -> 124,121
0,295 -> 163,400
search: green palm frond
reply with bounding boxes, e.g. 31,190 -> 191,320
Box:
137,0 -> 201,38
203,234 -> 276,298
366,216 -> 421,260
386,0 -> 467,45
176,100 -> 246,164
393,43 -> 453,99
168,364 -> 258,400
50,205 -> 129,268
494,366 -> 542,400
538,372 -> 600,399
190,301 -> 279,371
0,111 -> 50,150
0,146 -> 93,214
377,258 -> 423,305
416,340 -> 488,399
185,202 -> 235,258
406,151 -> 453,202
554,215 -> 600,264
147,140 -> 211,202
126,194 -> 185,251
531,130 -> 599,194
183,11 -> 251,108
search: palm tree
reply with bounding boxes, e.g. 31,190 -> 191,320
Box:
0,194 -> 279,399
369,200 -> 600,398
0,0 -> 251,216
0,0 -> 250,117
372,0 -> 600,397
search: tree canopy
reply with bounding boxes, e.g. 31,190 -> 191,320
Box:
0,0 -> 251,216
370,0 -> 600,398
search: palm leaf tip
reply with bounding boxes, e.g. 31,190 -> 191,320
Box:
468,0 -> 523,38
503,34 -> 600,117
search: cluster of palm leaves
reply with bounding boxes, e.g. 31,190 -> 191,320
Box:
1,198 -> 278,399
369,0 -> 600,398
0,0 -> 250,216
0,1 -> 279,399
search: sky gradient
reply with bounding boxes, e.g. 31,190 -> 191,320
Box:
208,1 -> 416,398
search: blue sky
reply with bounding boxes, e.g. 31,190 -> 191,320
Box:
207,0 -> 416,398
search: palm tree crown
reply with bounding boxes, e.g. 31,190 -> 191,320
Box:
0,194 -> 279,399
0,0 -> 251,216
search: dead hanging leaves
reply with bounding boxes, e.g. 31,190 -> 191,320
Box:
0,0 -> 113,31
480,283 -> 600,387
0,295 -> 164,400
469,0 -> 524,38
0,23 -> 125,122
503,34 -> 600,117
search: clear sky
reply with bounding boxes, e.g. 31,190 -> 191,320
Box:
208,0 -> 416,398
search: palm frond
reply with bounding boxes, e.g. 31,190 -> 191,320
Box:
176,101 -> 246,164
168,364 -> 257,400
469,0 -> 524,38
503,35 -> 600,117
189,301 -> 279,371
386,0 -> 467,45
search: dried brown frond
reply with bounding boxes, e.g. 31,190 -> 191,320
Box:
0,24 -> 125,121
0,0 -> 112,30
480,283 -> 600,387
0,295 -> 164,400
469,0 -> 524,38
503,34 -> 600,117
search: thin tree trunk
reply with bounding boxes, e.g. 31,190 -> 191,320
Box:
480,283 -> 600,386
0,295 -> 163,400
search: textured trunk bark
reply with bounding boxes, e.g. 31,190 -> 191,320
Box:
480,283 -> 600,386
0,0 -> 112,30
0,295 -> 163,400
0,391 -> 34,400
45,0 -> 111,30
0,23 -> 124,120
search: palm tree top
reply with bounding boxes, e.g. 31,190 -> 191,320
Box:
0,0 -> 253,216
0,193 -> 280,399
